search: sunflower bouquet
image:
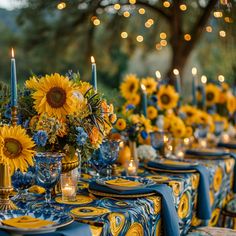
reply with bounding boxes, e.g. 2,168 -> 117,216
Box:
16,72 -> 116,161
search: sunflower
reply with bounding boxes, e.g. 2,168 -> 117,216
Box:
180,105 -> 198,125
141,77 -> 157,95
0,125 -> 35,174
120,74 -> 139,100
115,118 -> 127,131
147,106 -> 158,120
127,94 -> 141,106
185,126 -> 193,137
227,95 -> 236,114
25,76 -> 40,90
157,85 -> 179,110
32,73 -> 77,118
205,83 -> 220,106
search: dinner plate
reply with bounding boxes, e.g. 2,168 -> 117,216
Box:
185,148 -> 229,157
145,165 -> 197,173
153,159 -> 198,168
96,176 -> 155,191
0,209 -> 74,235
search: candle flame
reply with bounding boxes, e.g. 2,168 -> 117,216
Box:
173,68 -> 179,76
155,70 -> 161,79
141,84 -> 146,91
201,75 -> 207,84
191,67 -> 197,75
91,56 -> 95,63
11,48 -> 15,58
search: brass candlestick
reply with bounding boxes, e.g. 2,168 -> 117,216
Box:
0,163 -> 18,211
11,106 -> 18,126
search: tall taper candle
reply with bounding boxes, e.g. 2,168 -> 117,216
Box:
201,75 -> 207,109
11,48 -> 17,107
141,84 -> 147,117
173,69 -> 181,107
91,56 -> 97,90
191,67 -> 198,106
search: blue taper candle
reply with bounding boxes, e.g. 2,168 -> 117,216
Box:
141,84 -> 147,117
173,69 -> 181,107
191,67 -> 197,106
91,56 -> 97,90
11,48 -> 17,107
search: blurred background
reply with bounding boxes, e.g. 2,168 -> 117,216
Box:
0,0 -> 235,101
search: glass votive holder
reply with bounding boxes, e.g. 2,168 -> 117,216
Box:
125,159 -> 138,176
61,172 -> 77,202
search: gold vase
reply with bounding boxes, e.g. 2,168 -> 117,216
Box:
61,152 -> 80,173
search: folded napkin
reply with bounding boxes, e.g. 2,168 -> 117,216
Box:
105,178 -> 142,187
147,161 -> 211,220
89,181 -> 180,236
2,215 -> 54,229
185,148 -> 227,157
218,142 -> 236,149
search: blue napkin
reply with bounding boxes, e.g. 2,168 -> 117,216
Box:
185,149 -> 227,157
0,222 -> 92,236
218,142 -> 236,149
89,181 -> 180,236
147,161 -> 211,220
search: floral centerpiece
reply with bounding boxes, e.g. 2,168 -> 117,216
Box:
16,72 -> 116,169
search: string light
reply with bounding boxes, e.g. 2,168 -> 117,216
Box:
145,22 -> 151,28
121,32 -> 128,38
219,30 -> 226,37
173,69 -> 179,76
218,75 -> 225,82
160,32 -> 167,39
180,4 -> 187,11
114,4 -> 121,10
138,8 -> 145,14
93,19 -> 100,26
123,11 -> 130,17
160,40 -> 167,46
147,19 -> 154,25
214,11 -> 223,18
129,0 -> 136,4
156,43 -> 162,50
57,2 -> 66,10
206,26 -> 212,32
184,34 -> 191,41
163,1 -> 171,8
192,67 -> 197,75
201,75 -> 207,84
224,17 -> 233,23
136,35 -> 144,42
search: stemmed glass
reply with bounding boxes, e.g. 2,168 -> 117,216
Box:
194,124 -> 209,148
99,139 -> 120,177
89,149 -> 106,178
11,167 -> 35,202
33,152 -> 64,210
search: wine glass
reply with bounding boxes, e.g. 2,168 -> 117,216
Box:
33,152 -> 64,210
11,167 -> 35,202
99,139 -> 120,177
89,149 -> 106,178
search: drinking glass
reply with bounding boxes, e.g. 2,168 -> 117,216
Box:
34,152 -> 64,210
89,149 -> 106,178
194,124 -> 209,148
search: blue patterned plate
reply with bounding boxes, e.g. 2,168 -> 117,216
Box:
96,176 -> 155,191
0,209 -> 74,235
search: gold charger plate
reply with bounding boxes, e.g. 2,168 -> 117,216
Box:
55,195 -> 94,205
144,165 -> 197,173
88,189 -> 155,199
70,206 -> 110,218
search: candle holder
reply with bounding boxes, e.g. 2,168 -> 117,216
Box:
61,171 -> 77,202
0,163 -> 18,211
11,106 -> 18,126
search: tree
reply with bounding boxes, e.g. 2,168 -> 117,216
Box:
17,0 -> 235,84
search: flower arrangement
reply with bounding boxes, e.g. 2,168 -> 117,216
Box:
137,145 -> 157,161
16,72 -> 116,161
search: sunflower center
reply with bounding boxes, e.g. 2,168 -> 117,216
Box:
160,94 -> 170,104
186,111 -> 193,117
206,92 -> 214,101
46,87 -> 66,108
3,138 -> 23,158
129,83 -> 135,93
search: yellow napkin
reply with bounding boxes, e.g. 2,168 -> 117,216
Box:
2,216 -> 54,229
105,178 -> 141,187
28,185 -> 45,194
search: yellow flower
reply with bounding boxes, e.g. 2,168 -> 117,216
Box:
120,74 -> 139,100
32,73 -> 78,118
115,118 -> 127,131
205,83 -> 220,106
141,77 -> 157,95
109,114 -> 117,124
157,85 -> 179,110
227,95 -> 236,114
222,82 -> 229,91
147,106 -> 158,120
127,94 -> 141,106
25,76 -> 40,90
89,127 -> 100,147
77,81 -> 92,96
0,125 -> 35,174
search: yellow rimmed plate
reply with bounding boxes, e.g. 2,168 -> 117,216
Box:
55,195 -> 94,205
70,206 -> 110,218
